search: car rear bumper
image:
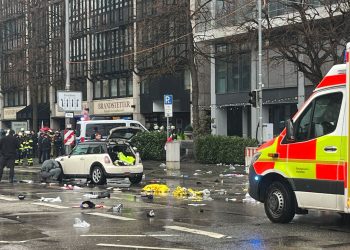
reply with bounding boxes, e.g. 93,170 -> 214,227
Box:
104,163 -> 143,176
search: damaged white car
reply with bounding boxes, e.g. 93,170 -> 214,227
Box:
56,127 -> 143,185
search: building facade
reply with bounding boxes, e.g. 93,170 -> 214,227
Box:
193,0 -> 340,140
0,0 -> 196,131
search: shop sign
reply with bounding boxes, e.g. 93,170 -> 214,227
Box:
3,106 -> 25,120
93,98 -> 134,115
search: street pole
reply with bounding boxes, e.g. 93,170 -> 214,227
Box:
65,0 -> 71,154
258,0 -> 263,144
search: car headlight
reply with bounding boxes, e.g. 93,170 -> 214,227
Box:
250,152 -> 261,166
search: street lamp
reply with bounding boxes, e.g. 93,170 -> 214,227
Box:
257,0 -> 263,144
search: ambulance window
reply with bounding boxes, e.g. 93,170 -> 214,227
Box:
293,92 -> 342,142
294,104 -> 313,142
309,92 -> 342,139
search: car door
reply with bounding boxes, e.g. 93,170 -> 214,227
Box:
63,144 -> 89,175
83,144 -> 105,173
278,90 -> 344,209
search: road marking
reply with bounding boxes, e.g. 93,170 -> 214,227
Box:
32,203 -> 69,209
0,195 -> 17,201
81,234 -> 179,237
164,226 -> 226,239
97,244 -> 191,250
86,212 -> 136,221
0,240 -> 27,243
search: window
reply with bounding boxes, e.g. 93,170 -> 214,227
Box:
215,52 -> 251,93
119,78 -> 127,97
216,60 -> 227,93
102,80 -> 110,98
94,81 -> 101,98
71,144 -> 90,155
293,92 -> 342,142
127,78 -> 133,96
111,79 -> 118,96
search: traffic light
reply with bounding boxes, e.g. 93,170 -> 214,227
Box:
249,90 -> 257,108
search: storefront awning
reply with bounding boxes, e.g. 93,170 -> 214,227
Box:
16,103 -> 50,120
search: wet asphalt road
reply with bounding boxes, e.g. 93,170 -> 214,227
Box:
0,162 -> 350,249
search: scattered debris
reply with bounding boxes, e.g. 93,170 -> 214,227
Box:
73,218 -> 90,228
107,178 -> 131,188
81,201 -> 95,209
112,204 -> 123,213
225,198 -> 237,202
200,208 -> 204,213
159,163 -> 166,168
193,173 -> 201,176
83,194 -> 99,199
195,170 -> 202,172
147,210 -> 155,218
206,171 -> 212,174
18,194 -> 25,200
242,193 -> 259,204
196,181 -> 202,185
173,187 -> 212,200
19,180 -> 33,184
40,197 -> 62,203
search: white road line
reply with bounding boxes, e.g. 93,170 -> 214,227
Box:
97,243 -> 192,250
0,195 -> 17,201
32,203 -> 69,209
86,212 -> 136,221
164,226 -> 226,239
0,240 -> 27,243
81,234 -> 179,237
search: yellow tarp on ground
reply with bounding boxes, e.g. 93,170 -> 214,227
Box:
142,184 -> 169,194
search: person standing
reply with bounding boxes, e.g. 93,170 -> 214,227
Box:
30,131 -> 38,160
38,133 -> 44,163
54,131 -> 63,157
0,130 -> 20,183
41,134 -> 51,162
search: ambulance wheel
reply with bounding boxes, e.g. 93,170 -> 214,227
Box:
91,166 -> 106,185
264,181 -> 295,223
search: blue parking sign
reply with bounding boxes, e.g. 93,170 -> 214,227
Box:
164,95 -> 173,105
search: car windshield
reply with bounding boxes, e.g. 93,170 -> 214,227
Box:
86,123 -> 126,138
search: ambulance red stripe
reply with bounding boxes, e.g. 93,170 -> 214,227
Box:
316,74 -> 346,89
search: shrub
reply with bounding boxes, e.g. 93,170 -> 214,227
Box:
195,135 -> 258,164
131,131 -> 167,161
184,124 -> 193,132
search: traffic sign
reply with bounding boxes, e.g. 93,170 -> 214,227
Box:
65,112 -> 74,118
57,91 -> 82,112
164,95 -> 173,105
164,95 -> 173,118
64,130 -> 75,145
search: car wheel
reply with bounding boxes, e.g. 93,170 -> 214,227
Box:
264,181 -> 295,223
129,173 -> 143,184
91,166 -> 106,185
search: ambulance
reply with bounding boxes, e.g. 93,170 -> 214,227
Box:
248,43 -> 350,223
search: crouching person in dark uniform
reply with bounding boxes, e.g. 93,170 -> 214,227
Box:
40,159 -> 62,183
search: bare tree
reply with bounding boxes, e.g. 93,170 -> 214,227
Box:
235,0 -> 350,84
136,0 -> 214,137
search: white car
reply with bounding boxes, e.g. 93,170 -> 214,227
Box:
56,127 -> 143,185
